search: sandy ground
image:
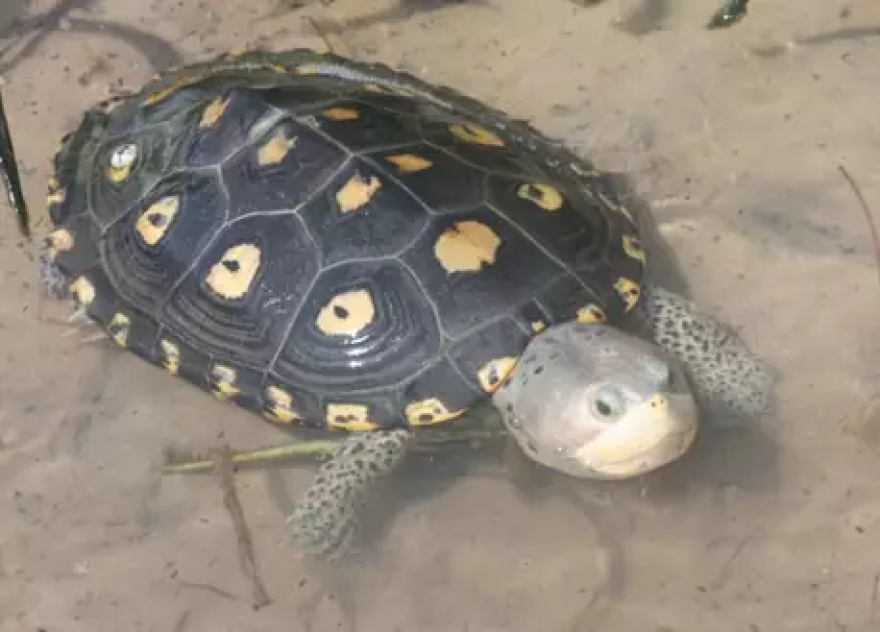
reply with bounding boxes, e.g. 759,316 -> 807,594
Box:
2,0 -> 880,630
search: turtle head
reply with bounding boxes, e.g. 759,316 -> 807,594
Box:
492,322 -> 699,480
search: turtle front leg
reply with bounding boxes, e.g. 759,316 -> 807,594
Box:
287,428 -> 412,560
642,286 -> 776,425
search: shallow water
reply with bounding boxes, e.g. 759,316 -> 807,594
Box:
2,1 -> 880,630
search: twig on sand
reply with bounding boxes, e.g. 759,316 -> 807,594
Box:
214,444 -> 272,609
838,164 -> 880,286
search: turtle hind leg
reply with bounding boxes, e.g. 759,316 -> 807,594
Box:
643,287 -> 776,425
287,428 -> 412,560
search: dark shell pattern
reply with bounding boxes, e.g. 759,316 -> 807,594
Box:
45,50 -> 646,432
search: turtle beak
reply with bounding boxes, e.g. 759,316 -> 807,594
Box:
573,391 -> 700,480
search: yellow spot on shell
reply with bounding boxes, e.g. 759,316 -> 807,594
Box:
517,183 -> 564,212
577,304 -> 607,323
205,243 -> 262,301
144,75 -> 203,105
46,190 -> 66,206
108,313 -> 131,347
210,365 -> 240,400
405,398 -> 465,426
46,228 -> 73,261
48,177 -> 61,192
477,357 -> 518,394
531,321 -> 547,333
326,404 -> 379,432
622,235 -> 646,263
199,97 -> 230,129
336,172 -> 382,214
258,130 -> 296,166
434,220 -> 501,273
322,107 -> 360,121
449,123 -> 505,147
108,164 -> 132,184
614,278 -> 642,312
136,196 -> 179,246
385,154 -> 433,173
265,385 -> 300,424
363,84 -> 391,93
71,276 -> 96,307
316,289 -> 375,337
160,339 -> 180,375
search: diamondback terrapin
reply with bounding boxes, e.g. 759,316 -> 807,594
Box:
0,49 -> 774,559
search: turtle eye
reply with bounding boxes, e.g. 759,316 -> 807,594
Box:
591,386 -> 625,421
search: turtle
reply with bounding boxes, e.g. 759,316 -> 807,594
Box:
0,49 -> 774,560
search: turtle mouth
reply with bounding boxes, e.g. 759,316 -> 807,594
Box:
572,392 -> 700,480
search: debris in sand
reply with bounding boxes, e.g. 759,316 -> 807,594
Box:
838,164 -> 880,287
214,445 -> 272,609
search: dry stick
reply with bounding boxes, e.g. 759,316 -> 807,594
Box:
214,445 -> 272,609
838,164 -> 880,284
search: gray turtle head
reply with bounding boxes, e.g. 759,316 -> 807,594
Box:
493,322 -> 699,480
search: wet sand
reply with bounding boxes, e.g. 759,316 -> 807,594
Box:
2,1 -> 880,630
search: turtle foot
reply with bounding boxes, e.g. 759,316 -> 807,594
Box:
287,428 -> 411,560
644,287 -> 776,426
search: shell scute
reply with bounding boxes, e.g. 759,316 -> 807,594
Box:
44,52 -> 645,431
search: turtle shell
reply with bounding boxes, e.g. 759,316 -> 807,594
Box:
44,49 -> 646,432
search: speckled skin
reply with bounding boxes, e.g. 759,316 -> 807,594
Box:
26,49 -> 774,560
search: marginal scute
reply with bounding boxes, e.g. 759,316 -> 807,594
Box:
385,153 -> 433,173
577,304 -> 607,323
258,130 -> 297,166
46,189 -> 66,208
107,313 -> 131,347
622,235 -> 646,263
477,357 -> 518,393
335,172 -> 382,214
204,243 -> 262,301
449,123 -> 505,147
434,220 -> 501,273
322,107 -> 360,121
159,339 -> 181,375
144,75 -> 203,105
199,96 -> 230,129
326,403 -> 379,431
135,196 -> 179,246
598,191 -> 636,225
265,385 -> 300,423
405,398 -> 465,426
316,289 -> 376,337
210,364 -> 240,400
46,229 -> 74,261
614,277 -> 642,312
71,276 -> 96,307
517,183 -> 564,212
